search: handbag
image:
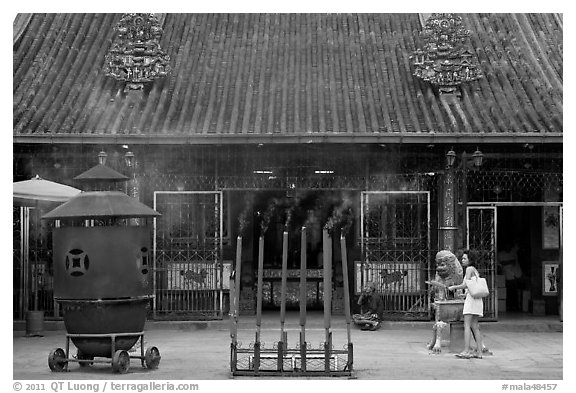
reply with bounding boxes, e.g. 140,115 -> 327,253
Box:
465,276 -> 490,298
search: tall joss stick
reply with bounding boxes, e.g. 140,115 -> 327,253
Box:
340,233 -> 352,344
280,230 -> 288,343
254,235 -> 264,372
229,268 -> 236,345
234,236 -> 242,327
299,227 -> 307,345
230,236 -> 242,347
322,229 -> 332,342
256,236 -> 264,341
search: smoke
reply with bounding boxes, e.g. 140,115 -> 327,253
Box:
260,192 -> 306,234
324,192 -> 354,236
287,191 -> 328,230
303,197 -> 321,228
238,192 -> 255,236
258,191 -> 355,236
284,193 -> 304,230
260,197 -> 280,235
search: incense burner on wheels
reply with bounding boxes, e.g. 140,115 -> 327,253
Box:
43,191 -> 162,373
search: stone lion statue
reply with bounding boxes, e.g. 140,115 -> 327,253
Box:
429,250 -> 463,301
426,250 -> 464,353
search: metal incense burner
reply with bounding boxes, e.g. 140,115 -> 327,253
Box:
43,191 -> 162,374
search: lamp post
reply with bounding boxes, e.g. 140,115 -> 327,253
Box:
442,148 -> 484,252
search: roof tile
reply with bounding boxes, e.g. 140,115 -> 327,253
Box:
13,13 -> 562,141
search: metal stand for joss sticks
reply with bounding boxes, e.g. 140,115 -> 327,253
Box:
230,229 -> 354,377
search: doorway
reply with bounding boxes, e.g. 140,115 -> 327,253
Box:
496,205 -> 562,316
468,202 -> 562,318
496,206 -> 533,313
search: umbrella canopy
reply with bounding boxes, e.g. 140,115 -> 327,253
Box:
13,175 -> 81,206
42,191 -> 161,220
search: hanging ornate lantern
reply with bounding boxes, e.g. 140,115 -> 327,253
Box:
104,13 -> 171,91
411,13 -> 482,95
445,148 -> 457,168
98,151 -> 108,166
472,148 -> 484,167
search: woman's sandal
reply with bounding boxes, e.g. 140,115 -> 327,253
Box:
481,347 -> 493,355
455,352 -> 472,359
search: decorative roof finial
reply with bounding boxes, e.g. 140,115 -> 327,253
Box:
104,13 -> 171,92
411,13 -> 482,95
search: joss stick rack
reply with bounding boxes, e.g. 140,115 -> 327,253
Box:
229,229 -> 354,377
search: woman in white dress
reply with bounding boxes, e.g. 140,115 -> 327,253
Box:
449,251 -> 485,359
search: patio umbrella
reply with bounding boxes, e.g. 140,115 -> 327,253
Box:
13,175 -> 81,206
13,175 -> 81,316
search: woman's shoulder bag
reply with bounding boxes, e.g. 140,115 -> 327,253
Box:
465,272 -> 490,299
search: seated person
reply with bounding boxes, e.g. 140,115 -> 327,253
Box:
352,281 -> 384,331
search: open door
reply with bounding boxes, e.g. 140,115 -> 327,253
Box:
466,206 -> 497,320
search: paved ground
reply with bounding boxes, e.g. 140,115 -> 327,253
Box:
12,313 -> 564,382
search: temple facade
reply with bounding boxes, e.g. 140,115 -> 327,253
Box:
13,13 -> 562,321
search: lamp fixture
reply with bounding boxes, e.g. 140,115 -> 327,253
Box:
472,147 -> 484,168
124,151 -> 135,167
445,147 -> 484,170
446,148 -> 456,168
98,151 -> 108,166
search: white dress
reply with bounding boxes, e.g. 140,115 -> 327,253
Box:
463,269 -> 484,317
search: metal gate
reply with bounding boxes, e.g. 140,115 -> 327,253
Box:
360,191 -> 431,320
153,191 -> 224,319
466,206 -> 497,320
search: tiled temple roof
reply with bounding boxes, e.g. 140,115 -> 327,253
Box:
13,13 -> 562,144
